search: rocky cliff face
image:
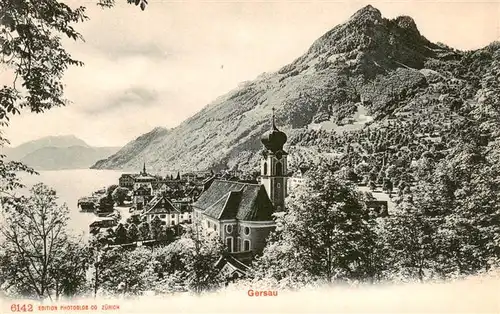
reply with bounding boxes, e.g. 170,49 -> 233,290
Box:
91,5 -> 497,174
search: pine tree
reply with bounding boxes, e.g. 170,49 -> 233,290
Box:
115,223 -> 128,245
138,222 -> 151,241
151,216 -> 163,241
127,224 -> 139,243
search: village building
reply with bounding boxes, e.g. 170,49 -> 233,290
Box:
133,185 -> 153,210
89,216 -> 117,234
193,110 -> 288,266
118,173 -> 137,189
141,194 -> 183,227
215,255 -> 252,281
133,163 -> 157,191
181,172 -> 197,183
366,200 -> 389,217
131,163 -> 158,210
287,165 -> 310,192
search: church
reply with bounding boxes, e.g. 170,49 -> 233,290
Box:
192,110 -> 288,265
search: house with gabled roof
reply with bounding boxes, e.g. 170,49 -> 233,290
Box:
141,194 -> 183,227
215,254 -> 253,281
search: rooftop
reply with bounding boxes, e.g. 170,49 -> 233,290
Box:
194,180 -> 274,221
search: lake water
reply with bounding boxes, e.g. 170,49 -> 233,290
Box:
16,169 -> 123,238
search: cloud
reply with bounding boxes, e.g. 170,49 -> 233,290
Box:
94,42 -> 173,61
79,87 -> 159,116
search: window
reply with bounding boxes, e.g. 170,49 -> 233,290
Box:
225,225 -> 233,233
263,162 -> 268,175
226,237 -> 233,253
277,183 -> 281,188
244,240 -> 250,251
276,162 -> 283,176
171,214 -> 175,219
244,227 -> 250,236
160,214 -> 166,218
161,221 -> 166,225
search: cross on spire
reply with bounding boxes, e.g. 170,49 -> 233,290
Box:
271,107 -> 277,130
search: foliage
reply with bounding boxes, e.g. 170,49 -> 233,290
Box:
255,160 -> 383,286
106,184 -> 118,198
114,223 -> 128,245
180,225 -> 225,294
96,247 -> 157,296
150,225 -> 225,294
150,216 -> 162,240
111,187 -> 129,206
0,183 -> 89,299
138,221 -> 151,241
127,223 -> 139,243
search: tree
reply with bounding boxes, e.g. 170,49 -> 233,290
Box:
0,183 -> 89,299
106,184 -> 118,197
178,224 -> 225,294
127,223 -> 139,243
382,178 -> 393,195
97,247 -> 157,296
368,180 -> 377,191
381,200 -> 439,281
48,238 -> 90,299
150,216 -> 162,241
138,221 -> 150,241
385,165 -> 399,181
257,161 -> 383,286
157,227 -> 170,244
112,187 -> 129,206
415,140 -> 500,277
114,223 -> 128,245
126,214 -> 140,226
98,195 -> 113,212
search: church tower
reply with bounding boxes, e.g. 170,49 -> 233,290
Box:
260,108 -> 288,212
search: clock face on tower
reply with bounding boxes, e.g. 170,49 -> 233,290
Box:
275,182 -> 281,199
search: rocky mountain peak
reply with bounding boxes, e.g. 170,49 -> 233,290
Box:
394,15 -> 419,34
348,5 -> 383,24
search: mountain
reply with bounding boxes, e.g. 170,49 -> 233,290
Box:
19,146 -> 120,170
2,135 -> 89,161
92,127 -> 170,171
2,135 -> 120,170
91,5 -> 499,174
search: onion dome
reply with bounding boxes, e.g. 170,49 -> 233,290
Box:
261,108 -> 287,153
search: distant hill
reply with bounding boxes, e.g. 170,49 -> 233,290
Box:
92,127 -> 170,171
3,135 -> 89,161
90,5 -> 499,176
2,135 -> 120,170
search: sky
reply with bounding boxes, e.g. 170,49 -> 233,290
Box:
2,0 -> 499,147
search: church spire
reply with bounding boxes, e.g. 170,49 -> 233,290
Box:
261,107 -> 287,153
142,162 -> 146,175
